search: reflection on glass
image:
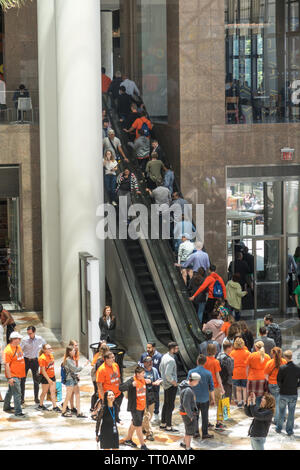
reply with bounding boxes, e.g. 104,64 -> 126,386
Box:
257,284 -> 280,309
225,0 -> 300,124
286,181 -> 300,234
256,239 -> 280,282
137,0 -> 168,122
227,181 -> 282,236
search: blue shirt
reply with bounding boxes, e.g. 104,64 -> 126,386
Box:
182,250 -> 210,272
163,170 -> 174,194
188,366 -> 214,403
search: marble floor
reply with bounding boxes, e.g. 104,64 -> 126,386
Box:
1,312 -> 300,450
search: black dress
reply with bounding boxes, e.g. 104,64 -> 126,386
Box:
100,406 -> 119,449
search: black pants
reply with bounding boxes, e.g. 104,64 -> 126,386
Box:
161,386 -> 177,427
203,299 -> 216,323
196,401 -> 209,437
154,386 -> 160,415
20,358 -> 40,402
91,381 -> 98,411
114,392 -> 124,423
6,323 -> 16,344
223,383 -> 232,401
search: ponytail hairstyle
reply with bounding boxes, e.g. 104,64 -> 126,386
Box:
63,346 -> 74,366
233,337 -> 245,350
39,343 -> 49,357
255,341 -> 265,362
271,347 -> 282,369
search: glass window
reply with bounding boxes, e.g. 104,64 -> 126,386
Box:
225,0 -> 300,124
286,180 -> 300,234
227,180 -> 282,236
137,0 -> 168,122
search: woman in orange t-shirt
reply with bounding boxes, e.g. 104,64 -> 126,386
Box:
264,347 -> 286,426
230,337 -> 250,406
204,343 -> 225,430
38,344 -> 60,412
246,341 -> 270,406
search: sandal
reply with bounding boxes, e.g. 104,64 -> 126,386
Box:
61,411 -> 72,417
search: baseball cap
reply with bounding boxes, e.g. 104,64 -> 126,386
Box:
143,356 -> 152,363
9,331 -> 23,340
190,372 -> 201,381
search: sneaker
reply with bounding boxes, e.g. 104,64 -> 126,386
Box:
202,434 -> 214,440
62,411 -> 72,417
237,402 -> 243,408
159,424 -> 167,430
37,405 -> 49,411
52,407 -> 62,413
141,444 -> 149,450
15,413 -> 27,418
123,440 -> 138,448
77,413 -> 87,418
215,423 -> 226,431
193,432 -> 200,439
3,407 -> 14,413
208,422 -> 214,428
71,408 -> 77,414
166,427 -> 179,433
146,434 -> 155,442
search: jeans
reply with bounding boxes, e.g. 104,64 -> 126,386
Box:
196,401 -> 209,436
197,303 -> 206,324
21,358 -> 40,402
104,174 -> 117,202
276,394 -> 298,435
268,383 -> 280,425
4,377 -> 23,416
250,437 -> 266,450
161,386 -> 177,427
154,386 -> 160,415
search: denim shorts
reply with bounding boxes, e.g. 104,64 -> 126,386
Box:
65,379 -> 77,387
233,379 -> 247,387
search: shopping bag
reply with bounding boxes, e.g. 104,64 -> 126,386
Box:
217,396 -> 231,422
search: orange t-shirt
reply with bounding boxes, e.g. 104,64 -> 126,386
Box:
135,377 -> 147,411
3,344 -> 26,378
204,356 -> 221,388
38,353 -> 55,378
230,348 -> 251,380
102,74 -> 112,93
96,362 -> 121,398
132,116 -> 152,140
221,322 -> 231,337
264,358 -> 287,385
91,352 -> 100,366
246,351 -> 270,381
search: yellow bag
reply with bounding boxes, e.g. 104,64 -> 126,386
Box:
217,396 -> 231,422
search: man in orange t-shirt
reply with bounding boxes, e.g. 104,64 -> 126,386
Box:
96,351 -> 123,422
124,111 -> 153,141
102,67 -> 112,94
204,343 -> 225,430
3,331 -> 26,417
120,366 -> 151,450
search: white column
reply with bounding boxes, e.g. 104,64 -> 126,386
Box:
37,0 -> 61,329
101,11 -> 113,78
55,0 -> 104,343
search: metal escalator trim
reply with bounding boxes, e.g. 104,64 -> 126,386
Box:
106,237 -> 164,353
139,237 -> 196,371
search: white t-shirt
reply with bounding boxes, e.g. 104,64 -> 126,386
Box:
103,159 -> 118,176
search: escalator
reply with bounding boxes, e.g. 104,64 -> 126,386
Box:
103,96 -> 206,374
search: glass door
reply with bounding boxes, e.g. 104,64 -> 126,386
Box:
7,197 -> 21,308
254,238 -> 282,312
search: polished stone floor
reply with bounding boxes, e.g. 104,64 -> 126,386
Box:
1,312 -> 300,450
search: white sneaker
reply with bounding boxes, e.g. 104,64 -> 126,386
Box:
152,414 -> 160,425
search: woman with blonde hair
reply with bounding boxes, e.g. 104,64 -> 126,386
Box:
246,341 -> 270,407
103,149 -> 118,204
264,347 -> 286,426
61,346 -> 89,418
230,337 -> 250,407
38,344 -> 61,412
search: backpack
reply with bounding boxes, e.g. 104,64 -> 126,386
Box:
213,279 -> 224,298
217,353 -> 232,384
267,324 -> 282,348
141,121 -> 150,137
61,364 -> 67,385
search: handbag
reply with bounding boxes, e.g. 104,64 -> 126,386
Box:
217,396 -> 231,422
